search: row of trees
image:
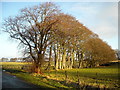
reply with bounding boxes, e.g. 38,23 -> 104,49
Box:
0,58 -> 9,62
3,2 -> 116,73
0,57 -> 25,62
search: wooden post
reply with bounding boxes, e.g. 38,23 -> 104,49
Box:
55,70 -> 57,79
96,73 -> 98,84
77,71 -> 80,88
65,70 -> 68,82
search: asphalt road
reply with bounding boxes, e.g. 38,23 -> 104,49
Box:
2,71 -> 42,90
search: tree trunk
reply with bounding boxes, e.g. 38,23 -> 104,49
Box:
55,55 -> 58,70
79,61 -> 83,68
70,50 -> 74,69
34,64 -> 40,74
67,56 -> 70,69
59,50 -> 62,69
34,53 -> 44,74
78,52 -> 84,68
46,45 -> 52,70
59,59 -> 62,69
54,44 -> 59,70
62,49 -> 66,69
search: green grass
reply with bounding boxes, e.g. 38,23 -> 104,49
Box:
44,66 -> 119,88
2,61 -> 119,89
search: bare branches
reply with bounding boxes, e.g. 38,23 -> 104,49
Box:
3,2 -> 61,70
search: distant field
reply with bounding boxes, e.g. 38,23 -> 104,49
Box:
1,61 -> 119,89
1,62 -> 32,70
1,62 -> 31,65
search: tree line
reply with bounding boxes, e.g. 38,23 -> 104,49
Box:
3,2 -> 116,73
0,57 -> 28,62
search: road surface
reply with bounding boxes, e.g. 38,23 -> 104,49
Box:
2,71 -> 42,90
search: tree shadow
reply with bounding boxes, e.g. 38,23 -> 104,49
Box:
39,76 -> 107,89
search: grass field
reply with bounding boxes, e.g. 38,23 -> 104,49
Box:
1,61 -> 119,89
1,62 -> 31,65
44,66 -> 119,88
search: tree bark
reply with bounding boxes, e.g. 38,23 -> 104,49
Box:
70,50 -> 75,69
62,49 -> 67,69
46,45 -> 52,70
78,52 -> 84,68
34,53 -> 44,73
54,44 -> 59,70
58,49 -> 62,69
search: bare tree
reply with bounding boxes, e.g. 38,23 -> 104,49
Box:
3,2 -> 60,73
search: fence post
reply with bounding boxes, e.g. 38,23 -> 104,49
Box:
77,71 -> 80,88
65,70 -> 68,82
77,71 -> 80,84
96,73 -> 97,84
55,70 -> 57,79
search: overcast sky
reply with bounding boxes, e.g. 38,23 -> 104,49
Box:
0,1 -> 118,58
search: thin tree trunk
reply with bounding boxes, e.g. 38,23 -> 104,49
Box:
70,50 -> 74,69
62,49 -> 66,69
78,52 -> 84,68
67,56 -> 70,69
59,49 -> 62,69
46,45 -> 52,70
54,44 -> 59,70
